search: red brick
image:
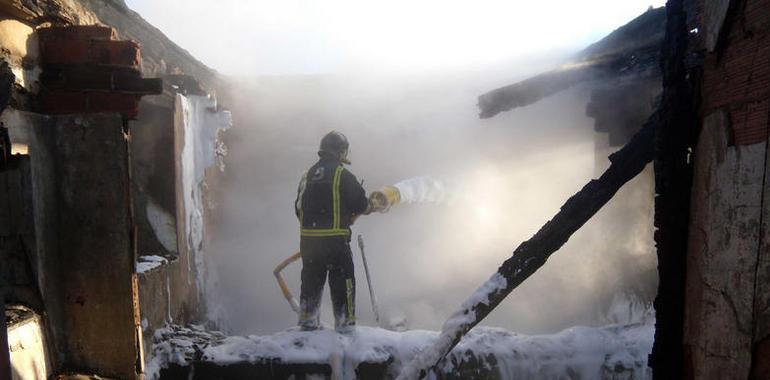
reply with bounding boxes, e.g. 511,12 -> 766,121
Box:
745,0 -> 770,28
40,91 -> 88,114
112,73 -> 163,94
40,39 -> 91,65
729,100 -> 769,146
41,40 -> 141,67
702,28 -> 770,115
38,25 -> 141,67
88,93 -> 139,117
89,40 -> 140,67
38,25 -> 115,43
41,65 -> 161,94
41,65 -> 117,90
41,91 -> 140,118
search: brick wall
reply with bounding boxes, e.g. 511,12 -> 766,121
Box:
687,0 -> 770,378
37,25 -> 161,118
701,0 -> 770,145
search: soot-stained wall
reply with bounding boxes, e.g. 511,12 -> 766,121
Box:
683,0 -> 770,378
0,1 -> 229,378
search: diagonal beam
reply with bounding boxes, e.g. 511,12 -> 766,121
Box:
397,111 -> 658,379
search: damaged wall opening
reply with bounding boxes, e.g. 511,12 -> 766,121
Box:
2,0 -> 770,379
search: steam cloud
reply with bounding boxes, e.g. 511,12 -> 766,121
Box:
211,67 -> 658,336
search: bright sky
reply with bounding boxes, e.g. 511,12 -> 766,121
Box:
124,0 -> 666,75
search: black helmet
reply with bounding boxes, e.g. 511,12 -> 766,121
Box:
318,131 -> 351,164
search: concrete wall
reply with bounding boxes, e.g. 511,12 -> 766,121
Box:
7,309 -> 52,380
685,0 -> 770,378
131,96 -> 178,259
52,113 -> 139,378
4,110 -> 141,379
132,94 -> 203,372
135,93 -> 231,371
685,111 -> 765,379
0,156 -> 40,310
2,69 -> 212,380
0,1 -> 227,378
172,94 -> 230,324
2,110 -> 62,367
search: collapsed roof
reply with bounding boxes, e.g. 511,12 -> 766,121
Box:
478,7 -> 666,119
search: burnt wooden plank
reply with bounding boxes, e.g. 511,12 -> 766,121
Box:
400,111 -> 657,379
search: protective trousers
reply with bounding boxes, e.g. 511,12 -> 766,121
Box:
298,236 -> 355,331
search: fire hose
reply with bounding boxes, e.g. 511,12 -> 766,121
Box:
273,251 -> 302,314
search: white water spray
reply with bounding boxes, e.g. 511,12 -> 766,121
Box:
393,176 -> 451,204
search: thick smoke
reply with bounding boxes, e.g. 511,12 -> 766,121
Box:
212,65 -> 657,336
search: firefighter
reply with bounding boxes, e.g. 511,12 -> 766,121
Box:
295,131 -> 369,332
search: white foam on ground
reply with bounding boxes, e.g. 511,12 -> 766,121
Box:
398,272 -> 508,379
146,318 -> 654,380
136,255 -> 168,274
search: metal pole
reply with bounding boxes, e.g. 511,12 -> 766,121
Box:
357,234 -> 380,325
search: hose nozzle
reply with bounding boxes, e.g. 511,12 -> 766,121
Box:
368,185 -> 401,213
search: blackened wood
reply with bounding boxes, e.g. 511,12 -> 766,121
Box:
649,0 -> 695,378
403,112 -> 657,379
477,8 -> 666,119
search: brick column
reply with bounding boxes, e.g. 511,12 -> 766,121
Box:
37,25 -> 161,119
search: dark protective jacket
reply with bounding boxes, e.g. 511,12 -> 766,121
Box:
295,156 -> 368,239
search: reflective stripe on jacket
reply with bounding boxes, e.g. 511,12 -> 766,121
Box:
295,157 -> 368,238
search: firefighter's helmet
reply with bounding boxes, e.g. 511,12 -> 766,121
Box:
318,131 -> 351,164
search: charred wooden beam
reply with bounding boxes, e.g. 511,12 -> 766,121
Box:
649,0 -> 694,378
398,3 -> 699,378
397,111 -> 658,379
477,64 -> 600,119
477,7 -> 665,119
